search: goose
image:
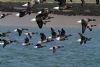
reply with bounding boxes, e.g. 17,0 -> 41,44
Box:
16,10 -> 27,17
50,45 -> 64,53
56,28 -> 72,41
77,18 -> 96,33
22,37 -> 30,47
34,43 -> 46,48
78,33 -> 91,44
38,33 -> 53,44
0,32 -> 11,37
0,39 -> 18,48
96,0 -> 99,4
53,0 -> 72,10
0,13 -> 12,19
31,14 -> 50,29
25,32 -> 38,39
14,28 -> 28,36
81,0 -> 85,6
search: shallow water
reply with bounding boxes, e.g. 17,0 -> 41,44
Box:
0,26 -> 100,67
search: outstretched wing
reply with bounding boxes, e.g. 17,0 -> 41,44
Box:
51,28 -> 57,38
36,17 -> 43,29
40,33 -> 46,41
82,24 -> 87,33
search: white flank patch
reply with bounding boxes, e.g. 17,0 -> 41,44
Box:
53,7 -> 59,10
31,18 -> 36,22
38,41 -> 42,44
43,40 -> 47,43
22,3 -> 28,6
56,37 -> 60,41
16,13 -> 20,17
1,14 -> 3,17
37,11 -> 42,14
24,33 -> 28,35
77,39 -> 81,42
22,43 -> 26,46
77,20 -> 82,23
37,0 -> 40,3
34,46 -> 38,48
14,29 -> 17,32
49,47 -> 53,50
0,42 -> 4,46
48,36 -> 52,39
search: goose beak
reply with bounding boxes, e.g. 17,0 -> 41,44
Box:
31,18 -> 36,22
77,39 -> 81,42
53,7 -> 59,10
22,3 -> 28,6
77,20 -> 82,23
16,13 -> 20,17
37,11 -> 42,14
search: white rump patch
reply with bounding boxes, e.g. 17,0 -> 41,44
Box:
22,43 -> 26,46
14,29 -> 17,32
49,47 -> 53,50
0,42 -> 4,46
37,11 -> 42,14
38,41 -> 42,44
77,20 -> 82,23
34,46 -> 38,48
0,14 -> 3,17
56,37 -> 60,41
77,39 -> 81,42
31,18 -> 36,22
16,13 -> 20,17
53,7 -> 59,10
48,36 -> 52,39
24,33 -> 28,35
22,3 -> 28,6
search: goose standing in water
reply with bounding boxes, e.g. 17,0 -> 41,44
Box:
77,18 -> 96,34
78,33 -> 91,44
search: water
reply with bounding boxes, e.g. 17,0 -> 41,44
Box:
0,26 -> 100,67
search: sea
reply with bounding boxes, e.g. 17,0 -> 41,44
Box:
0,25 -> 100,67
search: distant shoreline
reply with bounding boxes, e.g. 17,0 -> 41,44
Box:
0,2 -> 100,16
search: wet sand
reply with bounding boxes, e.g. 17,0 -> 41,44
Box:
0,12 -> 100,28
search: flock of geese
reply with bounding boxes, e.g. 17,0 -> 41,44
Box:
0,0 -> 97,53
